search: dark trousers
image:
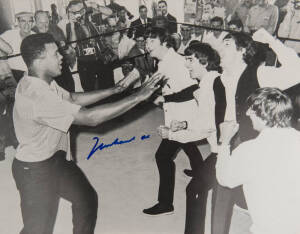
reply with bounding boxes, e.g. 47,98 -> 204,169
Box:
156,139 -> 204,206
12,151 -> 98,234
211,184 -> 247,234
185,153 -> 217,234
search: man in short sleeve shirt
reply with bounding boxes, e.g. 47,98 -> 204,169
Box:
12,33 -> 162,234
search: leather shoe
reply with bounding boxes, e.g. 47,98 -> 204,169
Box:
143,203 -> 174,216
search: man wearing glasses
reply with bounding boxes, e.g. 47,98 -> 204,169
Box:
0,12 -> 35,82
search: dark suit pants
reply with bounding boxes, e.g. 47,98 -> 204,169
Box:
156,139 -> 204,206
211,183 -> 247,234
12,151 -> 98,234
185,153 -> 217,234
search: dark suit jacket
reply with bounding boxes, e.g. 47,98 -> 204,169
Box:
166,13 -> 177,34
128,17 -> 152,38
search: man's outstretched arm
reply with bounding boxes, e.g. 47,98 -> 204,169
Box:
69,69 -> 140,106
72,73 -> 163,126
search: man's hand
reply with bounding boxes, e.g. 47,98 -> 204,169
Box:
219,121 -> 239,145
157,125 -> 170,139
153,95 -> 165,106
170,120 -> 186,132
114,68 -> 140,93
135,72 -> 165,101
252,28 -> 274,45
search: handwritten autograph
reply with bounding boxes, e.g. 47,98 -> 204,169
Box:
87,135 -> 151,160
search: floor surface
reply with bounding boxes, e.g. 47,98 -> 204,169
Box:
0,104 -> 252,234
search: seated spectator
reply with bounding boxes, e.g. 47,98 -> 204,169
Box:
216,87 -> 300,234
127,32 -> 155,83
231,0 -> 254,26
228,18 -> 244,32
0,12 -> 35,82
278,0 -> 300,54
177,25 -> 193,54
33,10 -> 66,47
245,0 -> 279,34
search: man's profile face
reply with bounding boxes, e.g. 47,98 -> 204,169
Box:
42,43 -> 63,77
18,15 -> 34,34
139,7 -> 148,19
246,108 -> 264,131
36,13 -> 49,33
220,38 -> 239,69
158,2 -> 167,15
146,36 -> 162,59
185,54 -> 207,80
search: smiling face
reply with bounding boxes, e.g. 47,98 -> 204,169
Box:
35,12 -> 49,33
185,54 -> 207,80
158,2 -> 168,15
41,43 -> 63,77
18,15 -> 34,35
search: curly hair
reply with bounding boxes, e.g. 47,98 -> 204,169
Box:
246,87 -> 293,128
184,42 -> 222,73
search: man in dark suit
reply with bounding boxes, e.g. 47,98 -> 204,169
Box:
158,0 -> 177,33
128,5 -> 152,39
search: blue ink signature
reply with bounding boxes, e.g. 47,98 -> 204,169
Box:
87,135 -> 151,160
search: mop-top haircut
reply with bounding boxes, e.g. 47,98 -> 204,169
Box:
223,32 -> 267,66
247,87 -> 293,128
146,27 -> 176,49
184,42 -> 222,72
20,33 -> 56,68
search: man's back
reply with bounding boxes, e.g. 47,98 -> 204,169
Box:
232,128 -> 300,234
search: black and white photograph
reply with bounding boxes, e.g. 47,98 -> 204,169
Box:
0,0 -> 300,233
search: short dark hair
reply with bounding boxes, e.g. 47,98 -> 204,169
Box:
146,27 -> 176,49
139,5 -> 147,11
20,33 -> 56,68
247,87 -> 293,128
210,16 -> 223,26
184,42 -> 222,72
67,0 -> 82,12
158,0 -> 167,6
223,32 -> 266,66
228,19 -> 244,30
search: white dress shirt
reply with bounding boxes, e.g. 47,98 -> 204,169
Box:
157,48 -> 201,143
